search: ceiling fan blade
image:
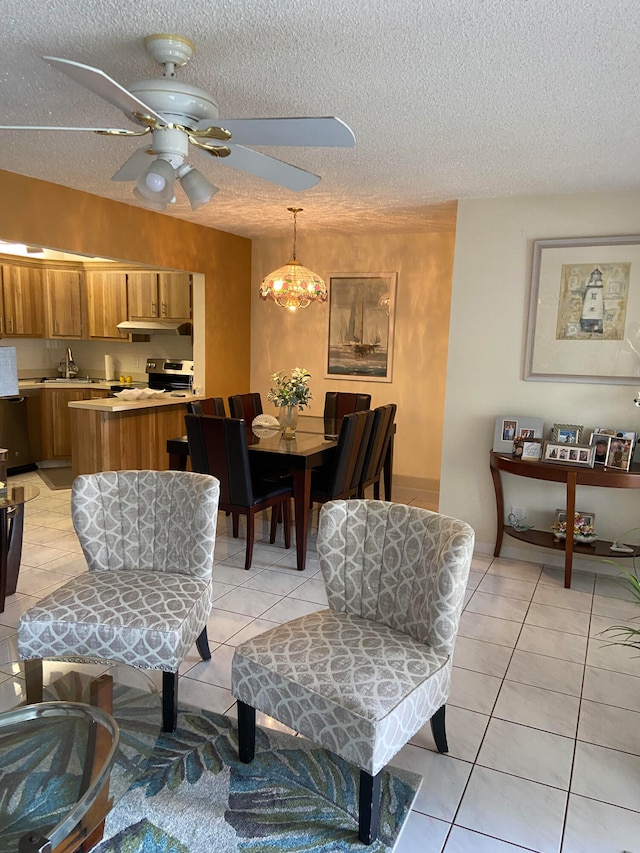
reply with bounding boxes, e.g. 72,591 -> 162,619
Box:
217,145 -> 320,191
44,56 -> 167,127
195,116 -> 355,148
0,125 -> 142,134
111,147 -> 154,182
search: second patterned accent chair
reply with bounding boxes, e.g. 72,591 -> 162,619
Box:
17,470 -> 220,733
231,499 -> 475,845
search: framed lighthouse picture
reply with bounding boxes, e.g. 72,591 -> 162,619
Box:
525,235 -> 640,385
325,273 -> 397,382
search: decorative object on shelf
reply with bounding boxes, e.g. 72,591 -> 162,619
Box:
551,510 -> 597,543
550,423 -> 583,444
492,415 -> 545,453
260,209 -> 327,311
267,368 -> 313,439
512,437 -> 542,460
542,441 -> 596,467
606,436 -> 634,471
325,272 -> 397,383
589,432 -> 612,465
507,510 -> 533,531
525,235 -> 640,385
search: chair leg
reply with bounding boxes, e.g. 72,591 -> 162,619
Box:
24,658 -> 43,703
237,700 -> 256,763
430,704 -> 448,753
232,512 -> 239,539
244,512 -> 255,570
162,671 -> 178,733
269,505 -> 279,544
196,627 -> 211,661
282,497 -> 291,549
358,769 -> 382,845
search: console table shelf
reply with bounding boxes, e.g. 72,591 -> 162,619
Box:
490,451 -> 640,588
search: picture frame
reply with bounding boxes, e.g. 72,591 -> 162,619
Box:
589,432 -> 612,465
512,437 -> 542,460
606,436 -> 634,471
550,423 -> 583,444
593,427 -> 637,450
525,235 -> 640,385
325,273 -> 397,382
542,441 -> 596,467
492,415 -> 545,453
556,509 -> 596,529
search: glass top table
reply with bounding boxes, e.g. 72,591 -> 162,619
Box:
1,482 -> 40,613
0,658 -> 160,853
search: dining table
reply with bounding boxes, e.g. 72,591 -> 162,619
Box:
166,415 -> 395,572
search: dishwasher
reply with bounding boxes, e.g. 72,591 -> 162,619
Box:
0,389 -> 40,473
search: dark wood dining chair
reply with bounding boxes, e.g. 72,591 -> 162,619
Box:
310,410 -> 375,507
358,404 -> 397,499
323,391 -> 371,421
228,393 -> 263,422
185,414 -> 292,570
188,397 -> 226,416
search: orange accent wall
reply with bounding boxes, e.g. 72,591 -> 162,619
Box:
0,169 -> 251,397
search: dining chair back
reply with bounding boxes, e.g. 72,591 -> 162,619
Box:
188,397 -> 226,416
358,404 -> 397,499
323,391 -> 371,421
228,393 -> 263,422
185,414 -> 291,570
18,470 -> 220,733
232,499 -> 475,844
311,409 -> 375,504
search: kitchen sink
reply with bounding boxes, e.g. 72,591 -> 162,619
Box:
41,377 -> 102,383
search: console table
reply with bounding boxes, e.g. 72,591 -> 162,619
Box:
490,451 -> 640,588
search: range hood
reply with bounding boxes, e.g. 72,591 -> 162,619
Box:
116,320 -> 192,336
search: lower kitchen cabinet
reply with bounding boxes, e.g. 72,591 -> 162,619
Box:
42,388 -> 110,459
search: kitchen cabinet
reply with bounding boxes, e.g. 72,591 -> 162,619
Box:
127,272 -> 191,320
42,388 -> 110,458
0,264 -> 44,337
85,271 -> 129,340
44,269 -> 83,339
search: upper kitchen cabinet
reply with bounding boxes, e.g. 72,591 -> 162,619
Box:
44,268 -> 83,338
0,263 -> 44,337
127,272 -> 191,320
85,270 -> 129,340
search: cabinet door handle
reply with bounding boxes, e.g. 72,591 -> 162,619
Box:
0,317 -> 3,333
152,301 -> 157,315
54,319 -> 58,335
161,302 -> 167,317
8,317 -> 13,333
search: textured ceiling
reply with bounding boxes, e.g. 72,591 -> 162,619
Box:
1,0 -> 639,240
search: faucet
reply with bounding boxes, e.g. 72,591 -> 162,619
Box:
65,347 -> 78,379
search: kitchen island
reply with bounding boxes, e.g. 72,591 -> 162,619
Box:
69,394 -> 205,477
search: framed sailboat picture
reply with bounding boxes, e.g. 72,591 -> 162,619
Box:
325,273 -> 397,382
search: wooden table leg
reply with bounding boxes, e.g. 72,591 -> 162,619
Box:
490,464 -> 505,557
292,468 -> 312,572
565,472 -> 577,589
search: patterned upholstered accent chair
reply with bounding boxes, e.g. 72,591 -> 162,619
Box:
18,470 -> 220,733
231,499 -> 474,844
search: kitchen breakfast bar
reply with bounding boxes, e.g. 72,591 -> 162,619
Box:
69,394 -> 206,478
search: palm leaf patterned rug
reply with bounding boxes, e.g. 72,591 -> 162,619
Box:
92,707 -> 419,852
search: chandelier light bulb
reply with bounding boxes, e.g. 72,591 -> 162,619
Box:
145,172 -> 167,192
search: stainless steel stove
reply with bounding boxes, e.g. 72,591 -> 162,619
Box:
145,358 -> 194,393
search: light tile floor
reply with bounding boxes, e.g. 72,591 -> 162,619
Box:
2,471 -> 639,852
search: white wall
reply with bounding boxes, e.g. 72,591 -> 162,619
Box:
440,192 -> 640,571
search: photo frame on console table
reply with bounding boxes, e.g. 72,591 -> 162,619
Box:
325,273 -> 397,382
492,415 -> 545,453
543,441 -> 596,467
525,235 -> 640,385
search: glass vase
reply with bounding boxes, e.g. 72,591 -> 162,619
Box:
278,405 -> 299,439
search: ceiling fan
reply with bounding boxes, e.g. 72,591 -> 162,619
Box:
0,33 -> 355,211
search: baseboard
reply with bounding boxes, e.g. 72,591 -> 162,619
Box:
393,474 -> 439,493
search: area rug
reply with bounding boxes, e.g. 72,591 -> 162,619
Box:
37,465 -> 74,490
91,707 -> 420,853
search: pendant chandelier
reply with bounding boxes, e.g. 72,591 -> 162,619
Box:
259,208 -> 327,310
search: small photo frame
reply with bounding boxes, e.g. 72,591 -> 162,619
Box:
606,437 -> 634,471
550,423 -> 584,444
543,441 -> 595,467
589,433 -> 612,465
556,509 -> 596,529
593,427 -> 637,452
493,416 -> 545,453
512,437 -> 542,460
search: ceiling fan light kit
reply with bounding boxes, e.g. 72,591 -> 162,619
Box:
260,208 -> 327,311
0,33 -> 355,213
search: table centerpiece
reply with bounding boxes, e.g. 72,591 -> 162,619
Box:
267,368 -> 313,439
551,511 -> 597,544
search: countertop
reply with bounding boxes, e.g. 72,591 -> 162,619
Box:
19,379 -> 114,390
68,393 -> 206,413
